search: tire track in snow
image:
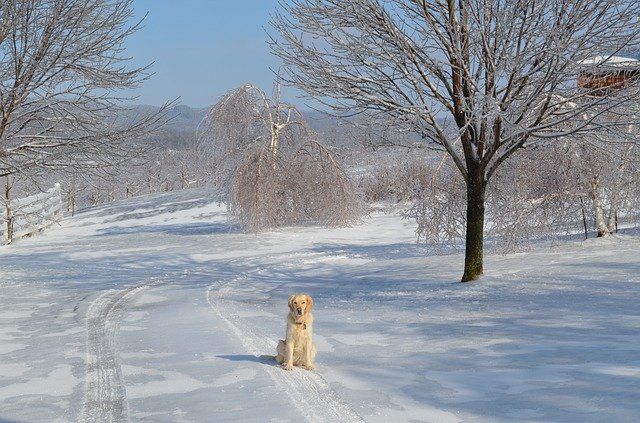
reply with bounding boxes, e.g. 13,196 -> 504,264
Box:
207,276 -> 364,423
79,284 -> 149,423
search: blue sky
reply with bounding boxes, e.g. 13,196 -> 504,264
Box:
125,0 -> 287,108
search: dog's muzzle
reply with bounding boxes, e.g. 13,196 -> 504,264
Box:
296,308 -> 303,316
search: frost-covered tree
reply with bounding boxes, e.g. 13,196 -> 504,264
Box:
198,83 -> 363,232
0,0 -> 168,179
271,0 -> 640,281
574,118 -> 639,237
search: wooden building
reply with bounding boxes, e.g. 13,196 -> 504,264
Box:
578,56 -> 640,93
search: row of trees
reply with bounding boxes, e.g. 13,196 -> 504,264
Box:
17,95 -> 638,249
7,78 -> 639,277
3,0 -> 640,283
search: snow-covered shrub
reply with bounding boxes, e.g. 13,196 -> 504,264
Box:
404,146 -> 590,254
402,158 -> 467,253
232,141 -> 363,231
361,159 -> 433,204
485,147 -> 586,252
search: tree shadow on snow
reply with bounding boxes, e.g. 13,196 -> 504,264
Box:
96,221 -> 240,237
310,242 -> 429,261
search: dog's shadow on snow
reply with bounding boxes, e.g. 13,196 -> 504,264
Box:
216,354 -> 279,366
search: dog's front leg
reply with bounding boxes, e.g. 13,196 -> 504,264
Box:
303,342 -> 315,370
284,340 -> 294,370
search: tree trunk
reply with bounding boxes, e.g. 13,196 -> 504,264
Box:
589,175 -> 610,237
5,178 -> 13,245
462,167 -> 486,282
606,207 -> 617,234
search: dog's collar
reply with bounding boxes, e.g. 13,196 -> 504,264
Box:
295,322 -> 307,330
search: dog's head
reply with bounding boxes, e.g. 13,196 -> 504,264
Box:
288,293 -> 313,321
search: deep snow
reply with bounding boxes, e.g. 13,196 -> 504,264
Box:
0,188 -> 639,422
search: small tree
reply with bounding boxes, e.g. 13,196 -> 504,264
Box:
271,0 -> 640,281
198,83 -> 362,231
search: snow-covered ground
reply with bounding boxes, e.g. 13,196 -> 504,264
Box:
0,188 -> 639,423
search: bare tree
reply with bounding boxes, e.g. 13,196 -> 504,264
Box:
271,0 -> 640,281
0,0 -> 169,180
198,83 -> 363,232
574,121 -> 639,237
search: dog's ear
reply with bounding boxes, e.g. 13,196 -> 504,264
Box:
288,294 -> 296,311
306,295 -> 314,312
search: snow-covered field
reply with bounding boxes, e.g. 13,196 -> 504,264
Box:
0,188 -> 639,423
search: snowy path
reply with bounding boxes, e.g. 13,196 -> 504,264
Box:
79,286 -> 143,422
207,274 -> 364,423
76,267 -> 364,423
1,189 -> 639,422
79,279 -> 168,423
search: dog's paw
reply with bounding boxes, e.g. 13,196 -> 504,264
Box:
303,364 -> 315,371
283,363 -> 294,371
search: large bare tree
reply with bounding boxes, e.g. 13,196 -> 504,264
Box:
0,0 -> 168,179
270,0 -> 640,281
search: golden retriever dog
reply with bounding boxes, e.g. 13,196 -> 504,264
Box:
276,294 -> 316,371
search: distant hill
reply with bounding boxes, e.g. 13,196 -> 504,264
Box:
122,104 -> 207,150
303,110 -> 349,137
124,105 -> 346,150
